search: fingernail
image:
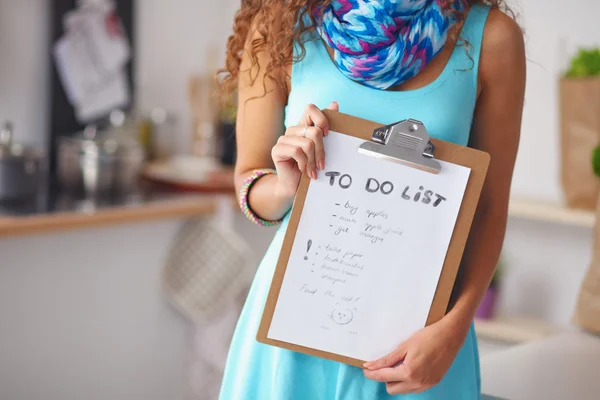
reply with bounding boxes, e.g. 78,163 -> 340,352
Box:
313,169 -> 319,179
318,160 -> 323,170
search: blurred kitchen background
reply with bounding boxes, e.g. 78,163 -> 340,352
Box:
1,0 -> 600,399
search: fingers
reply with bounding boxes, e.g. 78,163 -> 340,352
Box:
285,125 -> 326,171
364,365 -> 426,395
326,101 -> 339,112
363,364 -> 410,383
299,102 -> 338,136
282,102 -> 337,177
275,136 -> 318,179
364,343 -> 408,370
385,381 -> 424,396
271,142 -> 308,173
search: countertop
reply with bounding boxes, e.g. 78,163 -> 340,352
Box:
0,185 -> 232,238
481,330 -> 600,400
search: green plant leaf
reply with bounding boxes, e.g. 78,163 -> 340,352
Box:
565,48 -> 600,77
490,258 -> 504,288
592,145 -> 600,178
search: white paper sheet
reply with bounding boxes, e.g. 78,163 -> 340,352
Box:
75,70 -> 129,123
268,131 -> 471,362
67,6 -> 131,74
53,1 -> 131,123
53,33 -> 105,106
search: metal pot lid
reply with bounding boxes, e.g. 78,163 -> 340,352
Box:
61,125 -> 119,155
60,124 -> 143,158
0,121 -> 44,160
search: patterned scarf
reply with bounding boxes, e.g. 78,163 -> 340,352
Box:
316,0 -> 466,89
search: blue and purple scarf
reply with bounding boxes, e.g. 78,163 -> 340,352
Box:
317,0 -> 466,89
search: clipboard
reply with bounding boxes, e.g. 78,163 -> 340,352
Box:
257,110 -> 490,367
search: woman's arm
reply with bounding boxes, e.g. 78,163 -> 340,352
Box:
234,24 -> 337,223
233,26 -> 292,222
446,7 -> 526,335
364,9 -> 525,395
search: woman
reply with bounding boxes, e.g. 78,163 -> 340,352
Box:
219,0 -> 525,398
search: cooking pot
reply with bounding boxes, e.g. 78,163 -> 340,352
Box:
57,124 -> 145,196
0,122 -> 45,201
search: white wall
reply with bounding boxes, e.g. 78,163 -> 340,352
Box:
0,0 -> 50,146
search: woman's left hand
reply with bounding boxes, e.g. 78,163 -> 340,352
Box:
363,316 -> 469,395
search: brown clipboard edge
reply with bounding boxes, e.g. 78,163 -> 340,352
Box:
257,110 -> 491,368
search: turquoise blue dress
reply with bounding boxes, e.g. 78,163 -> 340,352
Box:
220,5 -> 490,400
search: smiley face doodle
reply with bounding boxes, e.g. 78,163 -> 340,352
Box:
330,305 -> 354,325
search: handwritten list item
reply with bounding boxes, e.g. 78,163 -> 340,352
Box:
267,131 -> 471,362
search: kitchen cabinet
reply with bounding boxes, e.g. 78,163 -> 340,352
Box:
0,192 -> 240,400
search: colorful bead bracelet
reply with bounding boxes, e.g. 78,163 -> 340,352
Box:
238,169 -> 283,227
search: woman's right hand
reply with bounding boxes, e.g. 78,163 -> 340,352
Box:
272,102 -> 339,198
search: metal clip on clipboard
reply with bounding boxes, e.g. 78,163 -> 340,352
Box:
358,119 -> 442,174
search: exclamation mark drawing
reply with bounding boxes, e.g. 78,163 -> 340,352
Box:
304,239 -> 313,261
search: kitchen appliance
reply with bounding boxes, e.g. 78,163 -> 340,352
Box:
0,121 -> 46,201
57,119 -> 145,196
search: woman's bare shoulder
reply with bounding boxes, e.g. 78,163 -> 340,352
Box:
479,8 -> 526,87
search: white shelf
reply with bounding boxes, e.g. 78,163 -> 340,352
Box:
508,199 -> 595,228
475,316 -> 562,344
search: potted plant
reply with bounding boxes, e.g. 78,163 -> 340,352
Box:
475,258 -> 504,320
560,48 -> 600,210
565,48 -> 600,78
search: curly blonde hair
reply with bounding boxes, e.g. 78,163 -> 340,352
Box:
219,1 -> 512,100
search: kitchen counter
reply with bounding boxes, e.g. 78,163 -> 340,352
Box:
0,163 -> 237,238
0,187 -> 230,238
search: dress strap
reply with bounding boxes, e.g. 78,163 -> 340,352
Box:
459,4 -> 492,87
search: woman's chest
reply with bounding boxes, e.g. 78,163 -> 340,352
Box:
285,79 -> 476,147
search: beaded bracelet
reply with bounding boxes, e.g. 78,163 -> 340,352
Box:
238,169 -> 283,227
